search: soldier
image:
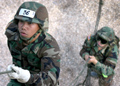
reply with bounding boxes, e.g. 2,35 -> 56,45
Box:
80,26 -> 119,86
5,1 -> 60,86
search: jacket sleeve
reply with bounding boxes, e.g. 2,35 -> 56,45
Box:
94,45 -> 118,78
80,36 -> 92,60
27,39 -> 60,86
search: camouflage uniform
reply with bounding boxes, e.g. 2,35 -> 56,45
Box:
5,1 -> 60,86
80,27 -> 119,86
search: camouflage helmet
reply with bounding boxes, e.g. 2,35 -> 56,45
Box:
14,1 -> 49,32
96,26 -> 115,42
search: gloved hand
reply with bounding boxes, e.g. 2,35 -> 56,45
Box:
7,64 -> 30,83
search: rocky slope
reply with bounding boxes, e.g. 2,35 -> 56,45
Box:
0,0 -> 120,86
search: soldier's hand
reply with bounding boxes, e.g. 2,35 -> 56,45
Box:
88,56 -> 98,65
7,64 -> 30,83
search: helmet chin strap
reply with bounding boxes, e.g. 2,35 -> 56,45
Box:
20,29 -> 42,44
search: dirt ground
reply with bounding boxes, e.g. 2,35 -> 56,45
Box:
0,0 -> 120,86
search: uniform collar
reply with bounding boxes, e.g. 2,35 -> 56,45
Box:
94,43 -> 108,54
20,32 -> 45,54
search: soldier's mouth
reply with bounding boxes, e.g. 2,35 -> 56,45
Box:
20,32 -> 27,37
97,41 -> 102,47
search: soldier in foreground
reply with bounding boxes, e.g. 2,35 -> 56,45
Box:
80,26 -> 119,86
5,1 -> 60,86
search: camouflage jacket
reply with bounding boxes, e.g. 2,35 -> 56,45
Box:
5,22 -> 60,86
80,35 -> 118,78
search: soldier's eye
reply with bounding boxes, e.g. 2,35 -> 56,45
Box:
19,20 -> 24,23
28,22 -> 32,24
97,37 -> 107,44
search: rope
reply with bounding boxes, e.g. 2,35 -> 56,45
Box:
69,58 -> 90,86
76,68 -> 92,86
94,0 -> 103,33
0,70 -> 14,75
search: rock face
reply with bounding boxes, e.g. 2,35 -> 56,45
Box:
0,0 -> 120,86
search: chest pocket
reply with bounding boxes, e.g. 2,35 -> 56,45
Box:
26,53 -> 41,68
95,52 -> 105,63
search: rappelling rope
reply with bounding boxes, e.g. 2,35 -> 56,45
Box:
94,0 -> 103,34
69,58 -> 90,86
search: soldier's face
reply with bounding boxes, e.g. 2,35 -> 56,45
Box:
18,20 -> 39,38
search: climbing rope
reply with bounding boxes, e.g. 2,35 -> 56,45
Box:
0,70 -> 14,75
69,58 -> 90,86
94,0 -> 103,33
